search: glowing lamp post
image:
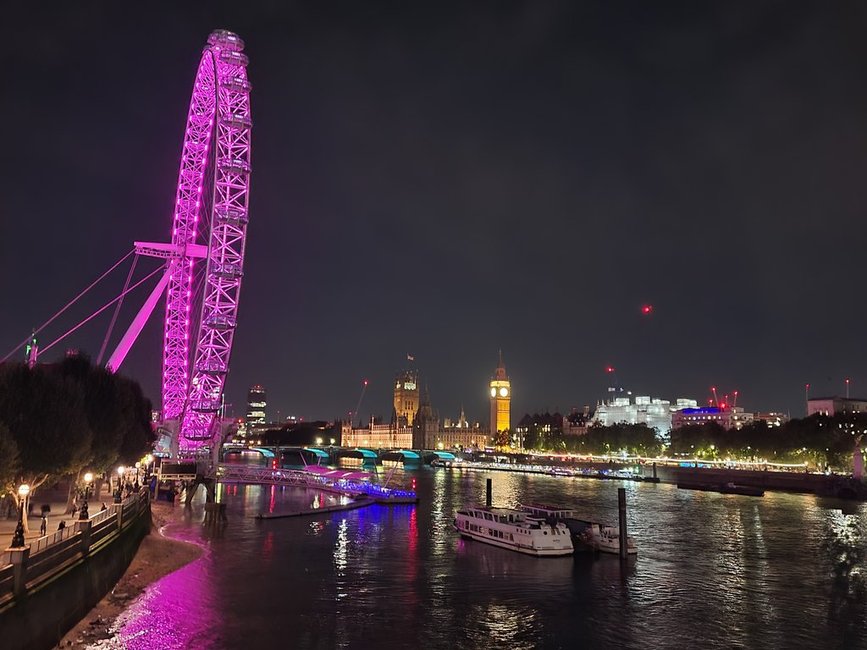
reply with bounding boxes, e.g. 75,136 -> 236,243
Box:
79,473 -> 93,520
11,484 -> 30,548
115,466 -> 125,503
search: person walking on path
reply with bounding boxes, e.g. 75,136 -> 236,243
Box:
40,515 -> 47,536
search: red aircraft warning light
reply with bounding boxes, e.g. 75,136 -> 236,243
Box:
641,304 -> 653,315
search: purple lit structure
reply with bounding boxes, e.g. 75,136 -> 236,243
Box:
106,30 -> 252,452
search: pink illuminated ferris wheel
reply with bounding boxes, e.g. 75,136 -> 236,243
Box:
106,30 -> 252,451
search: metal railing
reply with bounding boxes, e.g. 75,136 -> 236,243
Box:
0,488 -> 149,571
31,525 -> 75,555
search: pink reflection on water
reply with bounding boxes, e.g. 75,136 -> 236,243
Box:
113,555 -> 216,649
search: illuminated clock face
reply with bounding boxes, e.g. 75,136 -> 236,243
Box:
490,387 -> 497,397
499,387 -> 509,397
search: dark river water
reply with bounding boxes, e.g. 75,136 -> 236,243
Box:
106,466 -> 867,649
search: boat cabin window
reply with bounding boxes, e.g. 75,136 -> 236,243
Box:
484,513 -> 493,521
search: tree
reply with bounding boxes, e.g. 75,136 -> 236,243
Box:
0,423 -> 21,508
0,363 -> 92,493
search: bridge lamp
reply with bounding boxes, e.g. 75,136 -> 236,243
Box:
315,437 -> 323,445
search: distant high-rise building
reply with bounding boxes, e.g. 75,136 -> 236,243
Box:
489,351 -> 511,434
393,370 -> 419,426
246,385 -> 267,426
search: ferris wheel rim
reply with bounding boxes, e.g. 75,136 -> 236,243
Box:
162,30 -> 251,449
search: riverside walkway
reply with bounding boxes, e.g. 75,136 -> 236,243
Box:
0,482 -> 117,551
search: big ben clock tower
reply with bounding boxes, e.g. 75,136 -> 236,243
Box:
489,351 -> 511,435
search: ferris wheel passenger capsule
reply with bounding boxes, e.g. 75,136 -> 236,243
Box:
208,30 -> 245,51
219,50 -> 249,67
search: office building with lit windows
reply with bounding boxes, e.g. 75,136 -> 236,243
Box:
246,385 -> 267,426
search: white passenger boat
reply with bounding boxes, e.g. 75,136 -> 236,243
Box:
453,506 -> 574,557
520,503 -> 638,556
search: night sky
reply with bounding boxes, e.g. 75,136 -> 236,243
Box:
3,2 -> 867,425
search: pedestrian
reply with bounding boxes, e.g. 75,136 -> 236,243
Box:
57,520 -> 66,531
40,515 -> 47,536
101,502 -> 107,512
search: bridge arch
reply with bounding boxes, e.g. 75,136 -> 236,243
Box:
304,447 -> 330,460
380,449 -> 422,464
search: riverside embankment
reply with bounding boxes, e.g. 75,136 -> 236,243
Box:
461,456 -> 867,499
54,501 -> 202,648
0,489 -> 201,650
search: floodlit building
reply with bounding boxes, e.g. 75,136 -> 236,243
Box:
393,370 -> 419,426
593,396 -> 698,436
807,397 -> 867,417
671,406 -> 754,430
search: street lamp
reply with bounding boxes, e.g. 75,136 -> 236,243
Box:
79,472 -> 93,520
115,466 -> 125,503
11,484 -> 30,548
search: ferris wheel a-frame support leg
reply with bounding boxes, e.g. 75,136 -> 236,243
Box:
105,268 -> 171,373
105,241 -> 207,373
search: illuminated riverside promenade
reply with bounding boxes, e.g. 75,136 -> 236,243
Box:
98,465 -> 867,649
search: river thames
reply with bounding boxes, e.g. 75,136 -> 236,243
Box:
105,466 -> 867,649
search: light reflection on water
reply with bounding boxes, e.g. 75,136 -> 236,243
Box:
103,469 -> 867,649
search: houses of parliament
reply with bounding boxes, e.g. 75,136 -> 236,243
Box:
340,354 -> 511,450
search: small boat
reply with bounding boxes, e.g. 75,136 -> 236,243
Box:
718,482 -> 764,497
453,506 -> 574,557
677,482 -> 764,497
519,503 -> 638,556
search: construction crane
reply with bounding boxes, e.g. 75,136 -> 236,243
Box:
349,379 -> 368,426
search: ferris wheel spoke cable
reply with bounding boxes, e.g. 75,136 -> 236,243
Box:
1,248 -> 135,363
40,264 -> 166,357
96,254 -> 140,366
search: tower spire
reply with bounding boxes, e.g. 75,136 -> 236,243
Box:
489,351 -> 511,441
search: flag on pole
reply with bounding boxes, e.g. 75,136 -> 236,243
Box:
407,354 -> 415,362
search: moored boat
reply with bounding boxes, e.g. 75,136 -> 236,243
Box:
519,503 -> 638,556
453,506 -> 574,557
